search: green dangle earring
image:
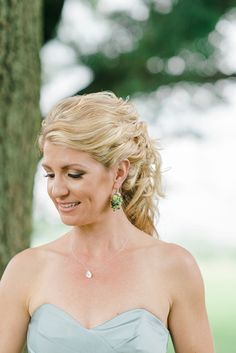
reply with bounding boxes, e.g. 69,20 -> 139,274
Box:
111,190 -> 123,211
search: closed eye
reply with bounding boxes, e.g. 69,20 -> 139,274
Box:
68,173 -> 84,179
43,173 -> 84,179
44,173 -> 54,178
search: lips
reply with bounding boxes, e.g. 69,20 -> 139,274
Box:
57,201 -> 81,212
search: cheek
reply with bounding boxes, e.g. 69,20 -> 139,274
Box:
94,178 -> 113,201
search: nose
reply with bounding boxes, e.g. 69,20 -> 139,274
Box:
50,176 -> 69,199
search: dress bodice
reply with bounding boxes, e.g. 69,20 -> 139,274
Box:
27,303 -> 169,353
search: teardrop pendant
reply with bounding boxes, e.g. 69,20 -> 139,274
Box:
85,270 -> 93,279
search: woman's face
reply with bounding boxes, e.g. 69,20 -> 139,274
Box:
42,141 -> 116,226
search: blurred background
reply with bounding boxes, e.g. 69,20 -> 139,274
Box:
29,0 -> 236,352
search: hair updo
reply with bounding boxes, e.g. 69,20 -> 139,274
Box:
38,91 -> 164,237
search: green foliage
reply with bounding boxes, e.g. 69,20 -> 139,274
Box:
74,0 -> 236,96
41,0 -> 236,97
43,0 -> 65,42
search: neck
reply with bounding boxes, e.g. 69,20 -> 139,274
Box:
70,210 -> 136,258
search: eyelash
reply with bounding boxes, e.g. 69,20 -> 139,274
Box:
44,173 -> 84,179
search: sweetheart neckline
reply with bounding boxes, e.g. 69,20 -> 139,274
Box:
30,303 -> 169,333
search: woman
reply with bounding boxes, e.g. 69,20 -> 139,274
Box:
0,91 -> 215,353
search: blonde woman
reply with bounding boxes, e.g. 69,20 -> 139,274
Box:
0,92 -> 215,353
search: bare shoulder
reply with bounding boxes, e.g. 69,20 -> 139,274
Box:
142,237 -> 204,293
2,247 -> 41,280
1,237 -> 67,313
160,240 -> 199,265
2,244 -> 49,278
150,238 -> 200,268
0,245 -> 59,353
154,240 -> 204,302
1,246 -> 45,300
1,238 -> 62,293
165,241 -> 202,279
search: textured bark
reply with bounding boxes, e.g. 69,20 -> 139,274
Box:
0,0 -> 42,278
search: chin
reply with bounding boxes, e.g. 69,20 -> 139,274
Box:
59,215 -> 91,227
60,217 -> 83,227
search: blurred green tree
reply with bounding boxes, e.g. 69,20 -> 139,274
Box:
63,0 -> 236,97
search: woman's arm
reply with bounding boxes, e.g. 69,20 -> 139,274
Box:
167,245 -> 215,353
0,249 -> 34,353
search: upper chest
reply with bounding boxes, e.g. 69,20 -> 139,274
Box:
29,242 -> 171,328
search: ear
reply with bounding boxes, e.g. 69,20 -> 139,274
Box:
113,159 -> 130,190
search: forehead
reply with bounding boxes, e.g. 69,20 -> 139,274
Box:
42,141 -> 99,169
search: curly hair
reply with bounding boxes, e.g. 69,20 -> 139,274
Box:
38,91 -> 164,237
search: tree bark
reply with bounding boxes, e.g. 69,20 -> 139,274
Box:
0,0 -> 42,277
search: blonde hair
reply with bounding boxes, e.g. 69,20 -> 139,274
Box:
38,91 -> 164,237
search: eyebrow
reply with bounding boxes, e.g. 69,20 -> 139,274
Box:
41,163 -> 86,169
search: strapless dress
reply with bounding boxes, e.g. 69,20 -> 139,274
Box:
27,303 -> 169,353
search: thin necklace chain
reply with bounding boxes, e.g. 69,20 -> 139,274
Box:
70,233 -> 130,279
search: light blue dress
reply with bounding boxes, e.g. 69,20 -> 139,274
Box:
27,303 -> 169,353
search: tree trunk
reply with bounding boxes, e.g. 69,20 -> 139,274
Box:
0,0 -> 42,274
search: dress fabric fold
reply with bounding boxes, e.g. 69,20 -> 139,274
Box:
27,303 -> 169,353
